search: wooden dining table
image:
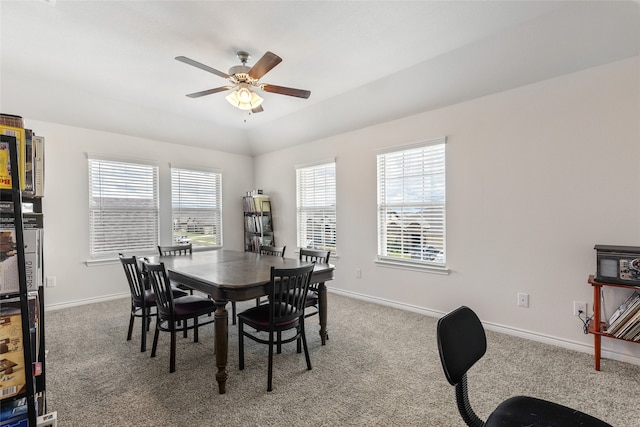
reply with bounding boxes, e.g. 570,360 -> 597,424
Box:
146,249 -> 335,394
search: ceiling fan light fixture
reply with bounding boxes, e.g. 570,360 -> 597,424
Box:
238,87 -> 252,103
225,85 -> 263,111
178,51 -> 309,113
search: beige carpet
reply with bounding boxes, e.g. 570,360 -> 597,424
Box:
44,293 -> 639,426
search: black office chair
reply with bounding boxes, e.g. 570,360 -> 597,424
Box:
119,254 -> 188,352
143,261 -> 216,373
436,306 -> 613,427
237,263 -> 315,391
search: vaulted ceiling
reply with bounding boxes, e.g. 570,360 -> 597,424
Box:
1,1 -> 638,156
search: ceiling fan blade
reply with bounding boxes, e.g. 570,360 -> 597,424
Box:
251,105 -> 264,114
262,84 -> 311,99
186,86 -> 233,98
175,56 -> 230,79
248,51 -> 282,80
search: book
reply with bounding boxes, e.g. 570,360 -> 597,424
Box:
0,229 -> 19,295
0,396 -> 28,425
243,193 -> 271,213
37,412 -> 57,427
614,309 -> 640,339
0,127 -> 26,190
22,130 -> 34,196
32,135 -> 44,198
0,212 -> 44,229
0,298 -> 27,402
27,292 -> 41,373
0,215 -> 42,294
619,317 -> 640,341
0,115 -> 23,129
23,230 -> 43,292
607,293 -> 640,335
608,291 -> 639,326
261,215 -> 272,232
253,196 -> 270,212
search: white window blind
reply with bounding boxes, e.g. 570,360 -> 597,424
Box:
296,161 -> 336,252
377,138 -> 446,266
88,158 -> 159,257
171,167 -> 222,248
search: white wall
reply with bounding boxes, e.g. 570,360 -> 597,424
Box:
28,121 -> 253,307
28,56 -> 639,364
254,56 -> 640,364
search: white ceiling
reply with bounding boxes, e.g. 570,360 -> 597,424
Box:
1,1 -> 639,156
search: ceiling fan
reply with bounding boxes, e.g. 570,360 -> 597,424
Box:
175,51 -> 311,113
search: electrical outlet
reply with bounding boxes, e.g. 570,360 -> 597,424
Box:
45,276 -> 56,287
355,268 -> 362,278
573,301 -> 587,316
517,292 -> 529,308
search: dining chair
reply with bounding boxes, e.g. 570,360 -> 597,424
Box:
119,254 -> 188,352
157,243 -> 192,256
157,244 -> 193,294
298,248 -> 331,321
237,263 -> 315,391
158,243 -> 236,324
269,248 -> 330,349
259,245 -> 286,257
436,306 -> 613,427
255,245 -> 287,306
143,261 -> 216,373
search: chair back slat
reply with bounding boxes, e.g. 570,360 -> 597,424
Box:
119,254 -> 146,301
269,263 -> 314,325
143,262 -> 175,318
299,248 -> 330,264
260,245 -> 286,257
158,244 -> 192,256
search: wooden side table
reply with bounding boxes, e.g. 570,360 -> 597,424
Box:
587,275 -> 640,370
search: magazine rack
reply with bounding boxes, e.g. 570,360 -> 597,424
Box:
587,275 -> 640,371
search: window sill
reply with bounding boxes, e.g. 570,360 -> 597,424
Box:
374,258 -> 449,275
85,246 -> 221,266
85,257 -> 120,267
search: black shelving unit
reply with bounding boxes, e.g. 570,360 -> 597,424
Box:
0,133 -> 46,425
242,193 -> 274,252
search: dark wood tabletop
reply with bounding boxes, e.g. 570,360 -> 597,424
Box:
149,249 -> 333,300
146,249 -> 335,394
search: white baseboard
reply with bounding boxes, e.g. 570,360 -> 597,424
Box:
328,287 -> 640,367
44,287 -> 640,367
44,292 -> 129,311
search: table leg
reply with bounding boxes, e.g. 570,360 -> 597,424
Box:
214,300 -> 229,394
318,282 -> 328,345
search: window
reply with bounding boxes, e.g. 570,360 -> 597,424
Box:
171,167 -> 222,248
296,160 -> 336,252
377,138 -> 446,268
88,157 -> 159,257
